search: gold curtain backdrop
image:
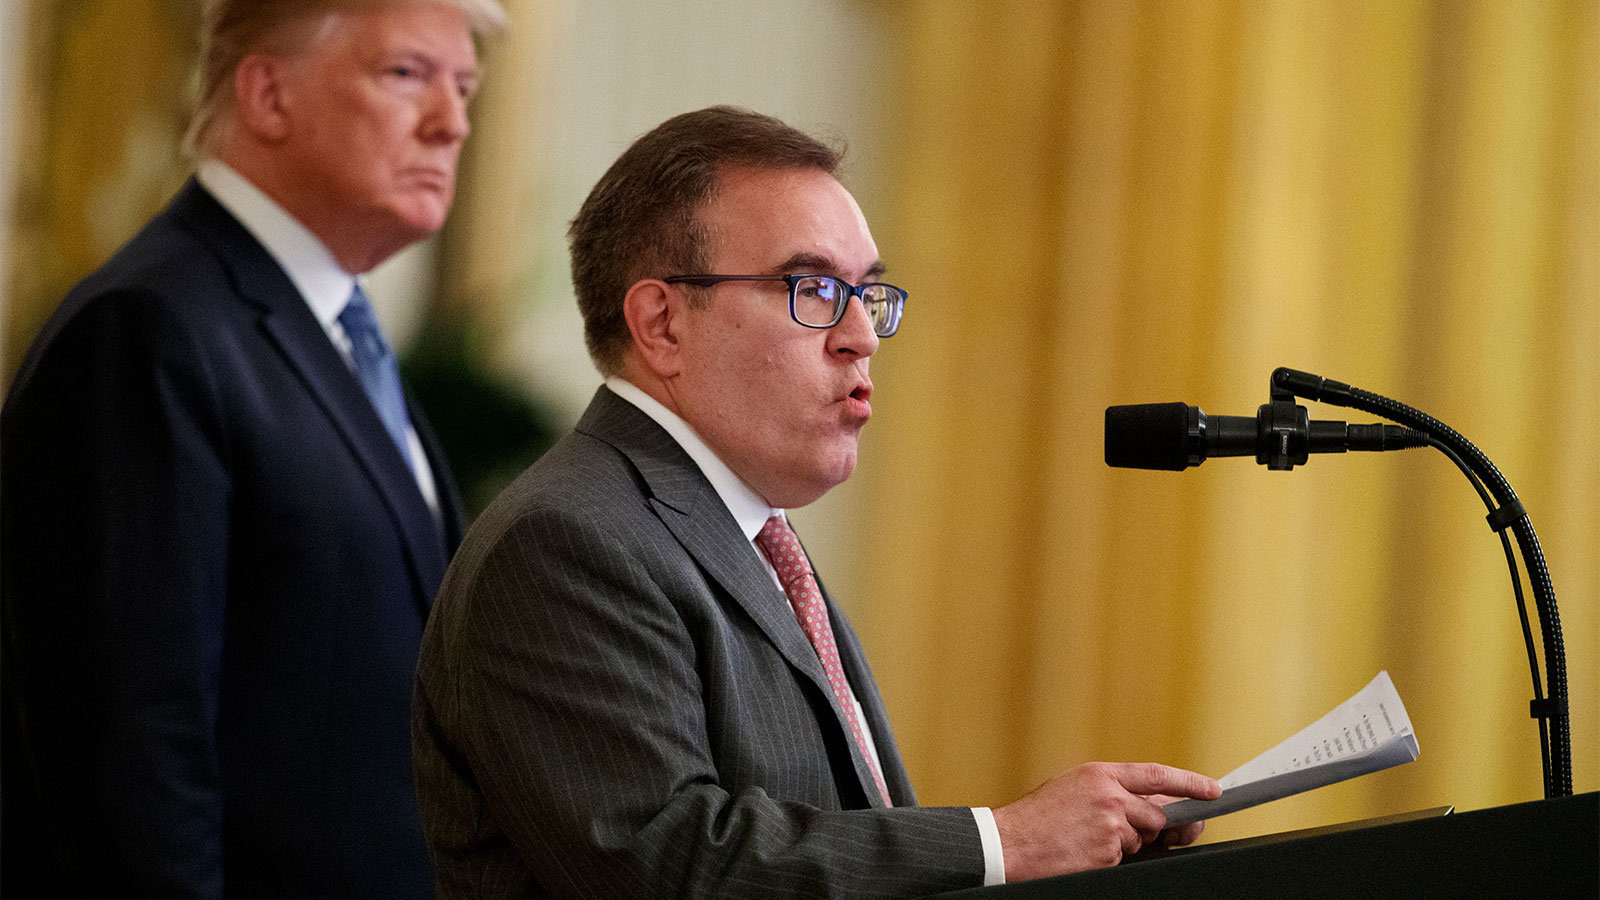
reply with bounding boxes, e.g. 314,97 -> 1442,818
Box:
858,0 -> 1597,842
5,0 -> 197,373
5,0 -> 1595,851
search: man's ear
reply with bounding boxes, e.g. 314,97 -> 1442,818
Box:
232,54 -> 293,142
623,279 -> 685,379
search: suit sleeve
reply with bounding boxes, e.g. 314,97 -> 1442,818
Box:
2,290 -> 231,898
416,500 -> 984,899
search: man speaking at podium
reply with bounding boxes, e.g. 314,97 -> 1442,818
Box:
412,106 -> 1220,898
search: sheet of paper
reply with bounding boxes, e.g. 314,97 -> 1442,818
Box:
1163,671 -> 1418,827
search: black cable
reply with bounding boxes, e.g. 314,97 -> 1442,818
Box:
1272,368 -> 1570,798
1421,434 -> 1550,792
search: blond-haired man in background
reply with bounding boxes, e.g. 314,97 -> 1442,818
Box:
2,1 -> 504,896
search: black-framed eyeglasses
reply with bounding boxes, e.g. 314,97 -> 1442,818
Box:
662,274 -> 906,338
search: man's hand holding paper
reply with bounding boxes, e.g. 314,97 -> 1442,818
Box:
1164,671 -> 1419,827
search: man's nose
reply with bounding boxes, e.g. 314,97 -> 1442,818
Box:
826,293 -> 880,358
423,81 -> 471,143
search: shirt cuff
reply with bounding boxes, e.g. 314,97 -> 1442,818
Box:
971,806 -> 1006,886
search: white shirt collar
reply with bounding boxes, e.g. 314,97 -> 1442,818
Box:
195,159 -> 357,329
605,384 -> 888,780
193,161 -> 441,516
604,377 -> 782,541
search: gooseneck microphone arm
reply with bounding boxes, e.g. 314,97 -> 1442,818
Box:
1271,367 -> 1570,799
1415,432 -> 1551,794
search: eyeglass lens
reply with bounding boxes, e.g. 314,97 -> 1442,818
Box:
792,276 -> 902,336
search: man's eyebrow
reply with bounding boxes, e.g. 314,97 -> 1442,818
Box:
774,252 -> 834,274
386,49 -> 480,82
775,253 -> 888,281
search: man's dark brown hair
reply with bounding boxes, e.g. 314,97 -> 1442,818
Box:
568,105 -> 843,375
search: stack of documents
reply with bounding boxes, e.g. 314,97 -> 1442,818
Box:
1164,671 -> 1419,827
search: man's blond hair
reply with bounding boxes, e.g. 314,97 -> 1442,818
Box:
183,0 -> 507,158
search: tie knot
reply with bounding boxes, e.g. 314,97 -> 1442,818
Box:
755,515 -> 812,585
338,285 -> 389,357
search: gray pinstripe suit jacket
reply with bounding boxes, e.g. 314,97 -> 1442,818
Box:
412,386 -> 985,898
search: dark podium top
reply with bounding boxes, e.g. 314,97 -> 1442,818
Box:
937,792 -> 1597,899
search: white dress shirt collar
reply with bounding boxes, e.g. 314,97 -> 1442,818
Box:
195,159 -> 357,330
603,377 -> 783,539
195,160 -> 440,516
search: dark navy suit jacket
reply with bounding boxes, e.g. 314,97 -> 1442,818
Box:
1,179 -> 465,898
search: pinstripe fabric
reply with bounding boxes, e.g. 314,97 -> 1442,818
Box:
756,515 -> 893,807
413,387 -> 984,898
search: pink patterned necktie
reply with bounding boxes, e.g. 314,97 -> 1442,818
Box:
755,515 -> 893,807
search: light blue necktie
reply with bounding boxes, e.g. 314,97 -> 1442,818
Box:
338,284 -> 413,468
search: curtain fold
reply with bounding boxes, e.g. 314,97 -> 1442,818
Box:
4,0 -> 196,378
433,0 -> 552,336
859,0 -> 1596,841
6,0 -> 1593,849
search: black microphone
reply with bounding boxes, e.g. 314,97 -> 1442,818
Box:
1105,400 -> 1427,471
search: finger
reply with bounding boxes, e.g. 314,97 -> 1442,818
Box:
1124,794 -> 1170,836
1114,762 -> 1222,801
1118,820 -> 1145,859
1162,820 -> 1206,848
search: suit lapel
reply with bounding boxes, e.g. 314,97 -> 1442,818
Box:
405,383 -> 467,549
797,539 -> 907,808
576,388 -> 892,807
169,180 -> 451,609
819,578 -> 916,806
576,390 -> 822,677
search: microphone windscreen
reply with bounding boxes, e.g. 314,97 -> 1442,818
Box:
1105,402 -> 1192,470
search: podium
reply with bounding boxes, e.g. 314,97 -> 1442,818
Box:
936,792 -> 1597,899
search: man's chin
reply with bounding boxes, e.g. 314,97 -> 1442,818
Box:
783,457 -> 858,510
396,206 -> 452,240
358,210 -> 449,268
387,192 -> 455,240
